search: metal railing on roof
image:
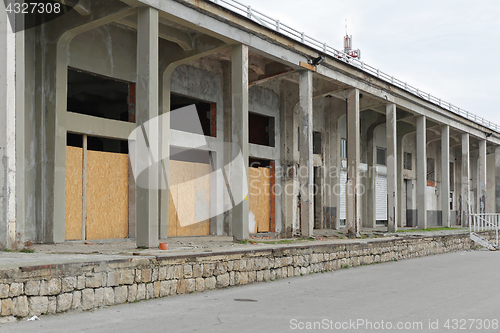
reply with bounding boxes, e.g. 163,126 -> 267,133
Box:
209,0 -> 500,133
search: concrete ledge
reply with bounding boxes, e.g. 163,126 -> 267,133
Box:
0,231 -> 494,323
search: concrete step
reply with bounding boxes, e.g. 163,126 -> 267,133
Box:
470,233 -> 499,251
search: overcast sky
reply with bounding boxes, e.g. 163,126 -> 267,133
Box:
239,0 -> 500,126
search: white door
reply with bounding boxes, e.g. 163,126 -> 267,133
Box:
340,170 -> 347,220
375,173 -> 388,221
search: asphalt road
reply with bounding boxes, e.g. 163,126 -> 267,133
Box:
5,250 -> 500,333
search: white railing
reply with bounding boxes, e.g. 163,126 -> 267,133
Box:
470,213 -> 499,246
208,0 -> 500,133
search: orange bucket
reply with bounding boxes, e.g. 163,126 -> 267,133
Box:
159,242 -> 168,250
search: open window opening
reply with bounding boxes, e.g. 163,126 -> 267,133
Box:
313,132 -> 322,154
170,93 -> 215,137
67,68 -> 133,122
249,112 -> 275,147
427,158 -> 435,186
376,147 -> 387,166
404,152 -> 412,170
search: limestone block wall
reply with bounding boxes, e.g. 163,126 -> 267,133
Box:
0,232 -> 495,323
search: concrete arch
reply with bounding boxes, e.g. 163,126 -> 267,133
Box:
47,3 -> 138,243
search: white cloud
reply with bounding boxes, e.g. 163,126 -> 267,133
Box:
241,0 -> 500,126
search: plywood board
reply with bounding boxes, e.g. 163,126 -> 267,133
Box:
86,150 -> 129,240
248,167 -> 271,233
168,188 -> 178,237
177,161 -> 195,229
168,160 -> 179,237
168,160 -> 210,237
258,167 -> 271,232
65,147 -> 83,240
193,163 -> 210,235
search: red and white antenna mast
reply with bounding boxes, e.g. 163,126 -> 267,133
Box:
344,20 -> 361,59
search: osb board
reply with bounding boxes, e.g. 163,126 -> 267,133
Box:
248,167 -> 270,233
168,160 -> 210,237
86,150 -> 129,240
65,147 -> 83,240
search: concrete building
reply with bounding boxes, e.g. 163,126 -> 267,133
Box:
1,0 -> 500,248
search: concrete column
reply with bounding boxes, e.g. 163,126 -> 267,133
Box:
396,124 -> 413,227
15,14 -> 26,244
495,147 -> 500,213
279,80 -> 299,237
346,89 -> 360,238
0,6 -> 16,248
158,48 -> 170,240
298,70 -> 314,237
136,7 -> 159,248
386,104 -> 398,232
332,103 -> 343,230
324,98 -> 343,230
365,129 -> 376,229
397,134 -> 404,227
230,44 -> 249,241
460,133 -> 470,227
222,61 -> 233,236
324,99 -> 333,229
478,140 -> 487,214
416,116 -> 427,229
441,125 -> 450,227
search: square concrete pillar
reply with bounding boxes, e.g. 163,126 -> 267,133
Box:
0,8 -> 16,248
478,140 -> 487,214
495,147 -> 500,214
279,80 -> 299,237
298,70 -> 314,237
416,116 -> 427,229
365,128 -> 376,229
396,125 -> 408,228
324,98 -> 344,230
386,104 -> 397,232
346,89 -> 360,238
441,125 -> 450,227
460,133 -> 470,227
136,7 -> 159,248
230,44 -> 249,241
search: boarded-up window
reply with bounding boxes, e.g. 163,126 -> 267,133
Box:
248,167 -> 271,233
168,149 -> 211,237
168,159 -> 211,237
86,150 -> 129,240
65,141 -> 129,241
65,146 -> 83,240
404,152 -> 412,170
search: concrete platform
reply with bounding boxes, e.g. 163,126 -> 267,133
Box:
0,227 -> 489,324
0,226 -> 470,269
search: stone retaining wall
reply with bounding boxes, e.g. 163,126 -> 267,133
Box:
0,232 -> 494,323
